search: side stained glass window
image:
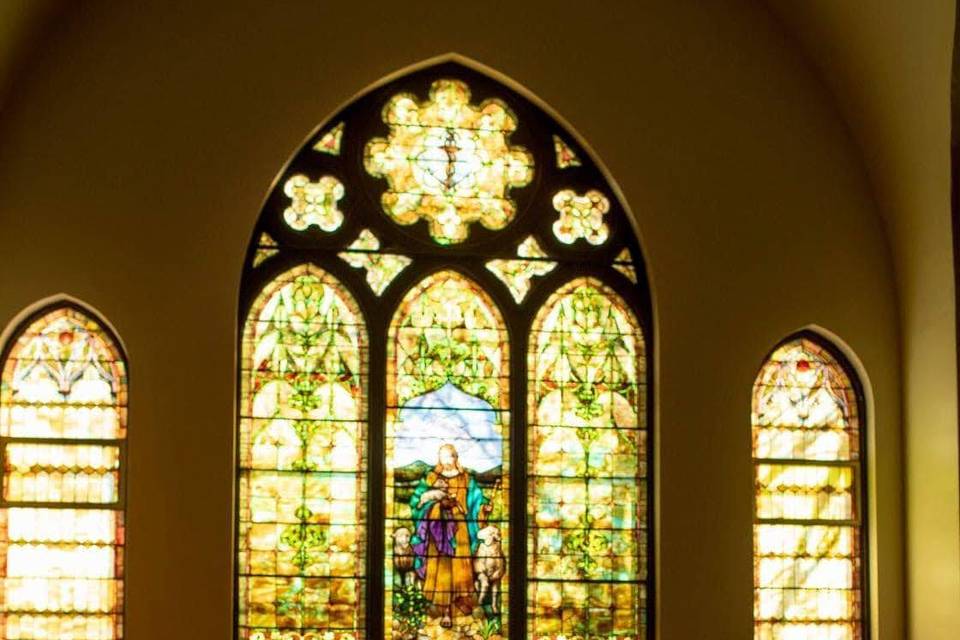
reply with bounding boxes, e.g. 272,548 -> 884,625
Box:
237,266 -> 367,639
752,336 -> 866,640
240,60 -> 653,640
528,279 -> 647,640
0,304 -> 127,640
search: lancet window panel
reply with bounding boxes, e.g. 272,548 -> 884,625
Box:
0,304 -> 128,640
752,335 -> 868,640
238,59 -> 654,640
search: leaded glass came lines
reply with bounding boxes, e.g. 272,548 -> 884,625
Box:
527,279 -> 647,640
752,337 -> 864,640
237,265 -> 367,640
385,272 -> 509,640
0,305 -> 127,640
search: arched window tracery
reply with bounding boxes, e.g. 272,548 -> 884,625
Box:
238,60 -> 653,640
0,303 -> 128,640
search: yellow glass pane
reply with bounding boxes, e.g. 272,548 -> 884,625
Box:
756,464 -> 854,521
3,614 -> 118,640
755,622 -> 854,640
6,543 -> 116,578
237,266 -> 366,639
4,444 -> 120,504
754,524 -> 854,558
7,508 -> 118,544
4,577 -> 118,612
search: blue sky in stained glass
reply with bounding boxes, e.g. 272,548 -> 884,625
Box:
393,382 -> 502,472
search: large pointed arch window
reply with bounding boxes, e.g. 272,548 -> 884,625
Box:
237,60 -> 653,640
752,334 -> 867,640
0,303 -> 127,640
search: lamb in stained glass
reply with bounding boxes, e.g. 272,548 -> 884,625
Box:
364,79 -> 534,244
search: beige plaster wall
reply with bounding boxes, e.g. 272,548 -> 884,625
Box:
768,3 -> 960,636
0,1 -> 905,638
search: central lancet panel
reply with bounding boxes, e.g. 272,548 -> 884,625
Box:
385,271 -> 510,639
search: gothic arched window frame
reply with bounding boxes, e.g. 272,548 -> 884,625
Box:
751,330 -> 870,640
0,299 -> 129,640
236,59 -> 654,640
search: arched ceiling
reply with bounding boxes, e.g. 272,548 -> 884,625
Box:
0,1 -> 951,275
767,0 -> 954,281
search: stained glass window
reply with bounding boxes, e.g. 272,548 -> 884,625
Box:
240,60 -> 652,640
752,336 -> 865,640
0,304 -> 127,640
237,266 -> 367,639
528,279 -> 647,640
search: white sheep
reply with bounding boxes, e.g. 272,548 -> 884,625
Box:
473,525 -> 505,613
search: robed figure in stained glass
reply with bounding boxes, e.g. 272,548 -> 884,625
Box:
410,443 -> 489,627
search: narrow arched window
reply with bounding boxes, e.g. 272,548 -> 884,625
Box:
237,59 -> 653,640
752,334 -> 866,640
0,303 -> 127,640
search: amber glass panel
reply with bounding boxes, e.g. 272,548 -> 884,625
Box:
0,306 -> 126,640
385,271 -> 509,640
238,266 -> 367,640
527,279 -> 647,640
752,337 -> 863,640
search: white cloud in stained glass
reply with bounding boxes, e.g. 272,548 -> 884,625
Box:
485,235 -> 556,303
339,229 -> 412,296
364,79 -> 534,245
283,174 -> 345,232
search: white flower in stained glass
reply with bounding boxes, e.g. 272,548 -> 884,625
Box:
364,79 -> 534,244
339,229 -> 412,296
283,174 -> 345,232
552,189 -> 610,245
485,235 -> 556,303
